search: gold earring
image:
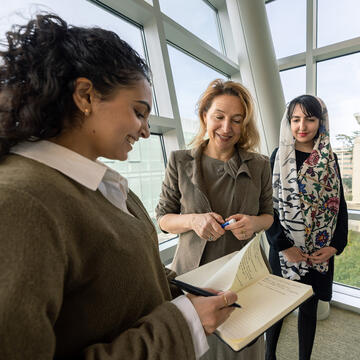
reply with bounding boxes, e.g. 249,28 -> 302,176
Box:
84,108 -> 90,116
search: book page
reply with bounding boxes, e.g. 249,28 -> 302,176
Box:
203,247 -> 247,290
176,234 -> 269,292
217,274 -> 313,350
229,235 -> 270,293
201,234 -> 265,290
176,251 -> 238,289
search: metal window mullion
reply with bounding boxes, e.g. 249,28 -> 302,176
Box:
306,0 -> 317,95
143,0 -> 185,151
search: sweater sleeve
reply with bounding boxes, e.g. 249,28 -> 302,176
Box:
330,153 -> 348,255
0,189 -> 66,360
165,266 -> 184,298
265,148 -> 294,251
0,189 -> 196,360
83,303 -> 196,360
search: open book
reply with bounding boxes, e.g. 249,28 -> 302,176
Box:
176,233 -> 313,351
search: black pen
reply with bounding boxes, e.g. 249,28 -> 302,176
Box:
170,279 -> 241,308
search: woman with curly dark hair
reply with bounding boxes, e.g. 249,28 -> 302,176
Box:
265,95 -> 348,360
0,13 -> 238,360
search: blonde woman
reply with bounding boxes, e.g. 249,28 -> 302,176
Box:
156,79 -> 274,359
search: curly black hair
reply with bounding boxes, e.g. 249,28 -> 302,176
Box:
0,13 -> 150,156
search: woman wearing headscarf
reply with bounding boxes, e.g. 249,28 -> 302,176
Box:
265,95 -> 348,360
156,79 -> 274,359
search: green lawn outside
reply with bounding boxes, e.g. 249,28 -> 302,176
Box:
334,230 -> 360,288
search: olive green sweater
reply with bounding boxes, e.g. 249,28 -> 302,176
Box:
0,154 -> 195,360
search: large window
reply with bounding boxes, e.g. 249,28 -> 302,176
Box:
318,53 -> 360,287
317,0 -> 360,48
317,52 -> 360,210
280,66 -> 306,104
168,44 -> 227,145
101,135 -> 166,238
159,0 -> 223,52
266,0 -> 306,59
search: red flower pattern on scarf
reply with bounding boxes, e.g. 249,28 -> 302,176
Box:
325,197 -> 340,214
305,150 -> 320,166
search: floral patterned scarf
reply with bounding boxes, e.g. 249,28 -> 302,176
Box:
272,98 -> 340,280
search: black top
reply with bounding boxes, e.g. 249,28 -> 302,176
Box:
265,148 -> 348,301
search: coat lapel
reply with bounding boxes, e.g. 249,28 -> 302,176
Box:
184,145 -> 212,211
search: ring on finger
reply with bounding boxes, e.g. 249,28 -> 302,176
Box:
222,294 -> 228,307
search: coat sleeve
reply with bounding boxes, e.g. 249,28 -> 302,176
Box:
155,151 -> 182,227
265,148 -> 294,251
258,156 -> 274,216
0,189 -> 195,360
330,153 -> 348,255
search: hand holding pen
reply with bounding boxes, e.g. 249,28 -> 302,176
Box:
221,218 -> 236,228
223,214 -> 257,240
170,279 -> 241,308
171,279 -> 239,335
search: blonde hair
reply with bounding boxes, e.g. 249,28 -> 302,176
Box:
189,79 -> 260,152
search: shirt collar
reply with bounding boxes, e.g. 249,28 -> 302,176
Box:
11,140 -> 127,191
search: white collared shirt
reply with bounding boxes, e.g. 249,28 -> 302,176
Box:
10,140 -> 208,358
11,140 -> 131,215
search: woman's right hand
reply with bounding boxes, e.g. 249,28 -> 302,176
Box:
188,290 -> 238,335
190,213 -> 225,241
282,246 -> 309,263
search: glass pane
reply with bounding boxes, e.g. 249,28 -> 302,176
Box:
318,0 -> 360,48
266,0 -> 306,59
317,53 -> 360,210
334,219 -> 360,289
100,135 -> 166,239
280,66 -> 306,104
168,44 -> 227,146
159,0 -> 222,52
0,0 -> 145,56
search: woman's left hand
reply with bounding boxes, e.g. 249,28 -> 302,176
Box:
224,214 -> 256,241
308,246 -> 337,263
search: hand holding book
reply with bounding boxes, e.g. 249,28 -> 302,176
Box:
176,233 -> 313,351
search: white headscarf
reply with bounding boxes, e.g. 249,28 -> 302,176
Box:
273,96 -> 340,280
